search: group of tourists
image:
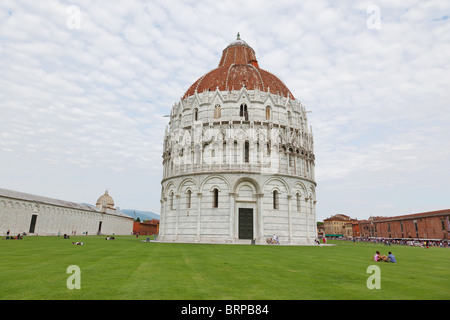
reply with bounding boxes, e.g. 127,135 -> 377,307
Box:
266,234 -> 280,244
3,230 -> 24,240
329,236 -> 449,248
314,237 -> 327,245
372,250 -> 396,263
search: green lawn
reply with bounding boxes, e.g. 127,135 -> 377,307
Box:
0,235 -> 449,300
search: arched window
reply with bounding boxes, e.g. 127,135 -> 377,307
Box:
186,189 -> 192,209
273,190 -> 279,210
169,192 -> 174,210
194,108 -> 199,121
240,104 -> 248,121
265,106 -> 271,120
213,188 -> 219,208
222,141 -> 227,164
296,193 -> 301,212
256,142 -> 260,164
214,104 -> 221,119
244,141 -> 249,163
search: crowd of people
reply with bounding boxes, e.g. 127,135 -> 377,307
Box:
359,237 -> 449,248
2,230 -> 24,239
3,229 -> 121,244
326,236 -> 449,248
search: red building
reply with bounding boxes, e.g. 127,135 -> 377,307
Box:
352,221 -> 361,238
358,209 -> 450,240
133,219 -> 159,236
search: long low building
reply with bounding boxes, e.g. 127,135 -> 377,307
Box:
321,210 -> 450,241
0,188 -> 134,236
358,209 -> 450,241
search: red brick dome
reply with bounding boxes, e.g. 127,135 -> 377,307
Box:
183,34 -> 295,100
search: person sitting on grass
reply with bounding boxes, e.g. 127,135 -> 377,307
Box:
386,251 -> 397,263
273,234 -> 279,244
373,251 -> 381,262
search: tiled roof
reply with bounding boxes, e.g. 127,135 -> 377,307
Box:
0,187 -> 97,212
182,36 -> 295,100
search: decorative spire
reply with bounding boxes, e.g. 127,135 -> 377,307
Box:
236,32 -> 241,40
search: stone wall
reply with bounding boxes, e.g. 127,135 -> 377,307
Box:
0,190 -> 133,236
160,87 -> 317,245
159,172 -> 316,245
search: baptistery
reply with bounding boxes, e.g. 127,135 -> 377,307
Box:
159,35 -> 317,244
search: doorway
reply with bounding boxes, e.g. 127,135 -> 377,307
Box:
29,214 -> 38,233
238,208 -> 253,240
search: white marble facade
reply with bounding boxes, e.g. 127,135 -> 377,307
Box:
0,188 -> 133,236
159,38 -> 317,245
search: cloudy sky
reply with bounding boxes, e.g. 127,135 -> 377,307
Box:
1,0 -> 449,221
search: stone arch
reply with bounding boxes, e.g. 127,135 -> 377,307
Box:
292,181 -> 307,197
263,177 -> 290,212
232,177 -> 261,194
201,175 -> 230,209
200,175 -> 231,193
262,177 -> 290,195
292,182 -> 307,213
235,179 -> 259,203
178,178 -> 198,195
163,181 -> 177,199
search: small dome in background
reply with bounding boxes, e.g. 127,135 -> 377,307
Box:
96,190 -> 115,211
